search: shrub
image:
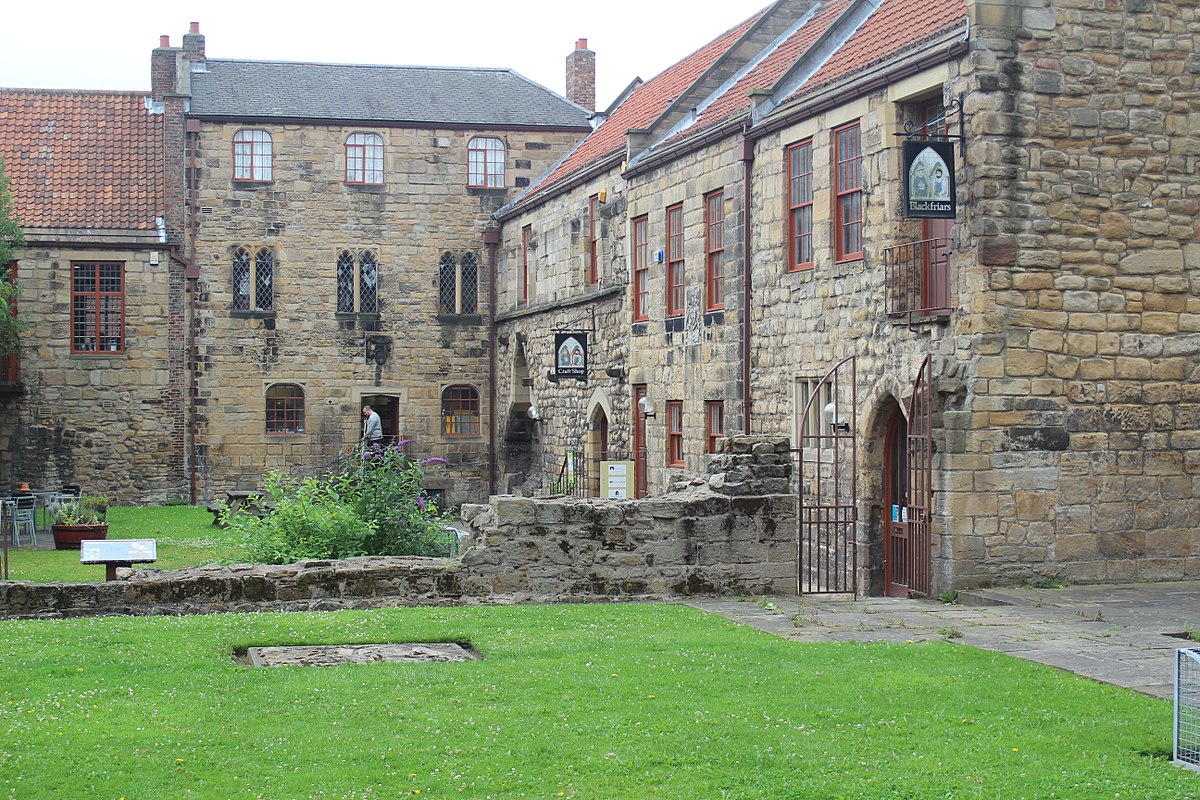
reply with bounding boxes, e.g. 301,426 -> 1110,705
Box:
334,442 -> 449,557
222,473 -> 374,564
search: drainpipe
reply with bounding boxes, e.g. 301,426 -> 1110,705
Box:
483,227 -> 502,496
186,119 -> 201,504
739,132 -> 755,435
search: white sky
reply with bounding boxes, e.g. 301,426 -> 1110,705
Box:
2,0 -> 771,110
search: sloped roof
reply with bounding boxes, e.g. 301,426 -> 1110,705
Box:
505,12 -> 763,212
0,90 -> 164,231
788,0 -> 966,101
190,61 -> 592,129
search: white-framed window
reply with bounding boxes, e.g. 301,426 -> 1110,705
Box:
468,137 -> 505,188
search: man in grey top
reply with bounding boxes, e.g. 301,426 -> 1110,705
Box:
362,405 -> 383,447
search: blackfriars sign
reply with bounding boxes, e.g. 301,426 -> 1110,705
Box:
903,139 -> 956,219
554,332 -> 588,380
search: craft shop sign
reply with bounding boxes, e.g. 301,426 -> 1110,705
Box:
555,332 -> 588,380
903,139 -> 956,219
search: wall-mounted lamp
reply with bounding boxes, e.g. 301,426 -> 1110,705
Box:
546,370 -> 559,384
638,396 -> 657,419
527,405 -> 544,423
605,365 -> 627,379
823,401 -> 850,433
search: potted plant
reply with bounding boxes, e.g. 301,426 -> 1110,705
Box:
51,495 -> 110,550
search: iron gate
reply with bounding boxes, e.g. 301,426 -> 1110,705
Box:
797,356 -> 857,594
903,355 -> 934,597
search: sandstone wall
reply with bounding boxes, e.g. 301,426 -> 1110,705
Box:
190,123 -> 583,504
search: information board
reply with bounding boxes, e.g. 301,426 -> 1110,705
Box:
601,461 -> 635,500
80,539 -> 158,564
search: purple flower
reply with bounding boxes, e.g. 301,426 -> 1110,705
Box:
416,496 -> 427,511
422,457 -> 448,465
396,439 -> 413,449
362,450 -> 375,460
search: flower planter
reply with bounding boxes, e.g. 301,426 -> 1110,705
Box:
51,523 -> 109,550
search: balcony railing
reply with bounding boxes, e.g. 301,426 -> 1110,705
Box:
884,237 -> 951,321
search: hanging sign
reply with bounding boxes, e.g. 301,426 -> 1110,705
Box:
554,332 -> 588,381
903,139 -> 956,219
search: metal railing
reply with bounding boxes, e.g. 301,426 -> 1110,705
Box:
547,450 -> 647,498
884,237 -> 951,321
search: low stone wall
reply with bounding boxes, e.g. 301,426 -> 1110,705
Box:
1,436 -> 797,619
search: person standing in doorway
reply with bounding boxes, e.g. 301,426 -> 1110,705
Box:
362,404 -> 383,448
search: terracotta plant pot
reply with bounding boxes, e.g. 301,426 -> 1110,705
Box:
51,523 -> 109,550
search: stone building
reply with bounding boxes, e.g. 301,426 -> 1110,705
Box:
1,25 -> 590,504
491,0 -> 1200,594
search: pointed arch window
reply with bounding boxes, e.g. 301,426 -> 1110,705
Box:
337,250 -> 379,314
438,251 -> 479,317
345,133 -> 384,184
232,246 -> 274,312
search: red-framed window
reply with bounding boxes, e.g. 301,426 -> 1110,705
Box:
705,400 -> 724,454
588,194 -> 600,284
666,203 -> 684,318
345,133 -> 384,184
1,264 -> 17,383
787,139 -> 814,271
667,400 -> 684,467
468,137 -> 505,188
632,215 -> 649,321
705,190 -> 724,310
834,122 -> 863,261
71,262 -> 124,354
266,383 -> 305,434
233,129 -> 272,181
442,385 -> 481,435
520,225 -> 531,305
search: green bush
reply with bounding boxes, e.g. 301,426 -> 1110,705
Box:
223,442 -> 448,564
222,473 -> 374,563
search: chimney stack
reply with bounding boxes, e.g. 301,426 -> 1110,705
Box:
566,38 -> 595,112
151,35 -> 177,99
183,21 -> 206,67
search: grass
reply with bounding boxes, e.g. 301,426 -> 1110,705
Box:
0,603 -> 1194,799
3,506 -> 246,583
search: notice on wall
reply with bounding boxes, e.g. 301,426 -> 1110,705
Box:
602,461 -> 635,500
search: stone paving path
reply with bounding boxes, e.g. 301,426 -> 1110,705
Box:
682,581 -> 1200,699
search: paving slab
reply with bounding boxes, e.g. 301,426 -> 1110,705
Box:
680,581 -> 1200,700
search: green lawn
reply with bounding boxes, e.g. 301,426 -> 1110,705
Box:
3,505 -> 246,583
0,603 -> 1193,799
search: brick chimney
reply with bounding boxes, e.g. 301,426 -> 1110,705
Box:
182,22 -> 206,67
566,38 -> 595,112
151,35 -> 177,100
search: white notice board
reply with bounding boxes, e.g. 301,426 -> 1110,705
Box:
601,461 -> 635,500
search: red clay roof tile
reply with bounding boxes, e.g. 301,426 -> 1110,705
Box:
0,90 -> 165,231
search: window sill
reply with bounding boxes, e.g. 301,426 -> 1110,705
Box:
437,314 -> 483,325
467,186 -> 507,196
266,432 -> 308,438
787,264 -> 815,274
703,311 -> 724,326
231,310 -> 277,320
631,321 -> 648,335
71,350 -> 126,357
345,182 -> 386,192
664,317 -> 684,333
232,180 -> 273,189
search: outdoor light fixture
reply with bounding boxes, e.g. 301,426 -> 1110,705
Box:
638,396 -> 657,419
605,365 -> 627,379
823,402 -> 849,433
527,406 -> 543,422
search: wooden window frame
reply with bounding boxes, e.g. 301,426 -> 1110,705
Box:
834,122 -> 863,262
787,139 -> 815,271
233,129 -> 272,182
345,133 -> 384,185
667,400 -> 684,467
468,137 -> 505,189
588,194 -> 600,285
706,400 -> 724,454
266,383 -> 305,434
442,385 -> 481,436
632,215 -> 649,322
71,261 -> 125,355
520,225 -> 531,305
704,189 -> 724,311
666,203 -> 685,318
